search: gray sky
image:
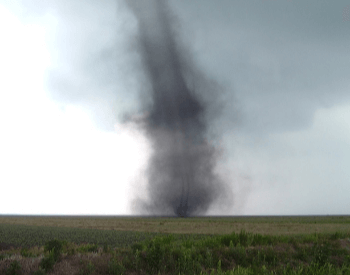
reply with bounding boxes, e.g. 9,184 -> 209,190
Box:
0,0 -> 349,215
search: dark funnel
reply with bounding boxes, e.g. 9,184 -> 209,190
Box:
127,0 -> 231,217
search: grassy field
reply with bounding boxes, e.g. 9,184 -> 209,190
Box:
0,215 -> 349,274
1,215 -> 349,235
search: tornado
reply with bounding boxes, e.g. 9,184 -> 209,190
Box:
127,0 -> 231,217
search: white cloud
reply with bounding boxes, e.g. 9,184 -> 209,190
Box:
0,5 -> 150,215
231,104 -> 350,215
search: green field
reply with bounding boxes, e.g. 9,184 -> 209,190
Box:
0,215 -> 349,274
1,215 -> 350,235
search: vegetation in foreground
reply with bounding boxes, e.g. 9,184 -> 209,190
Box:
1,230 -> 350,275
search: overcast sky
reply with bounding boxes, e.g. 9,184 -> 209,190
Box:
0,0 -> 349,216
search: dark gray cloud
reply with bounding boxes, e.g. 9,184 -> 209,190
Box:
3,0 -> 349,134
170,0 -> 350,135
6,0 -> 349,135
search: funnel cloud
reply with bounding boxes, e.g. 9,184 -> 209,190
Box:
126,0 -> 232,217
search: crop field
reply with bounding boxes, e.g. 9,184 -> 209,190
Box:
0,215 -> 349,274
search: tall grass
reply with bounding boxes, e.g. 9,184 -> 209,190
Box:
1,228 -> 349,274
123,230 -> 350,274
